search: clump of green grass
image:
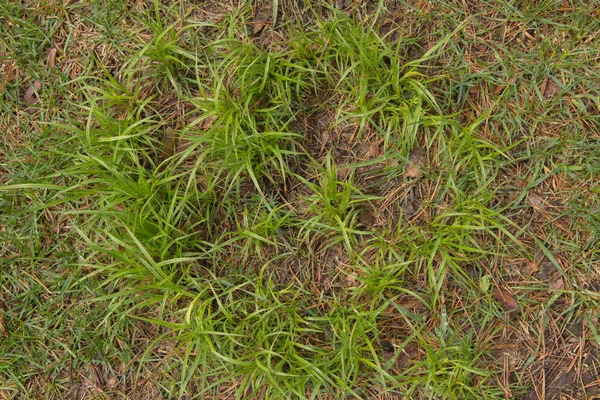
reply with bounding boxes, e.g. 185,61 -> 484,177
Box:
43,10 -> 521,398
1,7 -> 515,399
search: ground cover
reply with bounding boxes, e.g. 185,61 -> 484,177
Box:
1,1 -> 600,399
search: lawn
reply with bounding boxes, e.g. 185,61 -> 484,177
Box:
1,0 -> 600,399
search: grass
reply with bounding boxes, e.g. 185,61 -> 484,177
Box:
2,0 -> 600,399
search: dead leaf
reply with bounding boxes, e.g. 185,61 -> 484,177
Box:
358,212 -> 376,228
24,81 -> 41,104
23,80 -> 42,113
252,20 -> 267,36
543,80 -> 559,98
106,376 -> 118,389
528,192 -> 544,208
524,260 -> 537,276
337,166 -> 350,181
493,78 -> 514,96
365,141 -> 381,159
47,48 -> 57,69
549,278 -> 564,291
344,273 -> 359,287
251,12 -> 269,36
493,286 -> 521,314
493,85 -> 506,96
405,164 -> 422,178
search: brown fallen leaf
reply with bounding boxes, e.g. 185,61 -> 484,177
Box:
493,85 -> 506,96
23,80 -> 42,113
48,48 -> 57,69
405,164 -> 422,178
493,286 -> 521,315
524,260 -> 537,276
493,78 -> 514,96
336,166 -> 350,181
251,14 -> 269,36
365,141 -> 381,159
358,212 -> 376,228
528,192 -> 544,208
106,376 -> 118,389
344,273 -> 359,287
549,278 -> 564,291
24,81 -> 42,104
543,80 -> 559,98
